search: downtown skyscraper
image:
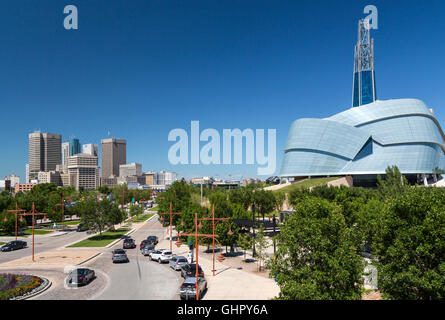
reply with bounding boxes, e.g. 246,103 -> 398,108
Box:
352,19 -> 377,107
28,132 -> 62,180
101,138 -> 126,179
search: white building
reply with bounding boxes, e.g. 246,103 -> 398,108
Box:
25,164 -> 29,183
62,142 -> 70,167
119,163 -> 142,178
68,154 -> 100,191
154,171 -> 178,186
82,144 -> 99,157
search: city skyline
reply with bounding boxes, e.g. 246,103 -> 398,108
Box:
0,1 -> 444,180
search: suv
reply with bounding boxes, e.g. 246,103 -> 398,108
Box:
149,249 -> 172,263
169,255 -> 188,271
146,236 -> 158,245
112,249 -> 129,263
1,240 -> 27,252
76,224 -> 88,232
139,239 -> 149,250
141,244 -> 155,256
123,238 -> 136,249
181,264 -> 204,278
179,277 -> 208,300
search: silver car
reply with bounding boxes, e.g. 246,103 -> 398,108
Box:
112,249 -> 129,263
169,255 -> 188,271
179,277 -> 208,300
141,244 -> 155,256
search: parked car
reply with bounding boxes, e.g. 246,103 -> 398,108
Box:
76,224 -> 88,232
149,249 -> 172,263
123,238 -> 136,249
1,240 -> 27,252
112,249 -> 129,263
169,255 -> 188,271
139,239 -> 149,250
146,236 -> 158,245
179,277 -> 208,300
141,244 -> 155,256
66,268 -> 95,287
181,264 -> 204,278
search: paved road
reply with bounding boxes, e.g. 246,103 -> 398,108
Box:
93,217 -> 182,300
0,229 -> 91,264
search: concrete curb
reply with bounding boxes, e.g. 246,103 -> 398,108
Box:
19,276 -> 52,300
76,252 -> 102,266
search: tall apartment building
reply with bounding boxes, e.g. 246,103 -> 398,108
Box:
101,138 -> 126,180
62,142 -> 70,166
119,163 -> 142,178
82,144 -> 99,157
28,132 -> 62,180
25,164 -> 29,183
68,154 -> 99,191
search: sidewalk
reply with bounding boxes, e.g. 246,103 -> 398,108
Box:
158,225 -> 280,300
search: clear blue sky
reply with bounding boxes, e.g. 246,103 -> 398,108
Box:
0,0 -> 444,181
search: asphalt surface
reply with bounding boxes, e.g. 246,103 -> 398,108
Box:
93,217 -> 182,300
0,228 -> 91,264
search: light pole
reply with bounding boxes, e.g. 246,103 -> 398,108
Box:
252,203 -> 256,257
159,201 -> 182,252
55,192 -> 72,231
198,204 -> 232,276
19,202 -> 46,262
272,214 -> 277,255
176,212 -> 225,300
7,202 -> 25,240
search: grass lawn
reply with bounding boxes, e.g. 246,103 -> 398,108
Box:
130,213 -> 154,223
23,229 -> 54,235
0,242 -> 5,245
67,228 -> 130,248
147,207 -> 158,211
40,220 -> 80,226
275,177 -> 339,193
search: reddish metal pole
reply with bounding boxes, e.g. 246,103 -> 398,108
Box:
195,212 -> 199,300
212,204 -> 215,276
32,203 -> 35,262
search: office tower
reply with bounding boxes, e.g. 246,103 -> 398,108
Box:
69,138 -> 81,155
28,132 -> 62,180
25,164 -> 29,183
62,142 -> 70,166
82,144 -> 99,157
101,138 -> 126,179
119,163 -> 142,178
352,19 -> 377,107
68,154 -> 99,191
143,171 -> 155,185
5,174 -> 20,188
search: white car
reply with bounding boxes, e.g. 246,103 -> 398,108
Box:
149,249 -> 173,264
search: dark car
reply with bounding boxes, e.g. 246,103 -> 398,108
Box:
1,240 -> 27,252
179,277 -> 208,300
146,236 -> 158,245
112,249 -> 129,263
76,224 -> 88,232
67,268 -> 95,287
123,238 -> 136,249
181,264 -> 204,278
141,244 -> 155,256
140,239 -> 149,250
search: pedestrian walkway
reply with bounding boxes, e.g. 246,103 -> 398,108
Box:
157,225 -> 280,300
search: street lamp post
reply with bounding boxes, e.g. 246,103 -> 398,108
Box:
159,201 -> 182,251
252,203 -> 256,257
176,212 -> 225,300
198,204 -> 231,276
19,202 -> 47,262
272,214 -> 277,255
7,202 -> 25,240
55,192 -> 72,231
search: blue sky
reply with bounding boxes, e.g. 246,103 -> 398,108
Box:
0,0 -> 444,181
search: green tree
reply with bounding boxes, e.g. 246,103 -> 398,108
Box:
273,191 -> 286,213
253,190 -> 275,220
376,187 -> 445,300
215,220 -> 239,253
238,232 -> 253,261
254,224 -> 270,271
377,166 -> 408,200
269,197 -> 363,300
78,198 -> 124,236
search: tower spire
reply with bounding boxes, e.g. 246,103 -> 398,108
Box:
352,19 -> 377,107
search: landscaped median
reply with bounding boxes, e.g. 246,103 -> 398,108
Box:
129,213 -> 154,223
66,228 -> 130,248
